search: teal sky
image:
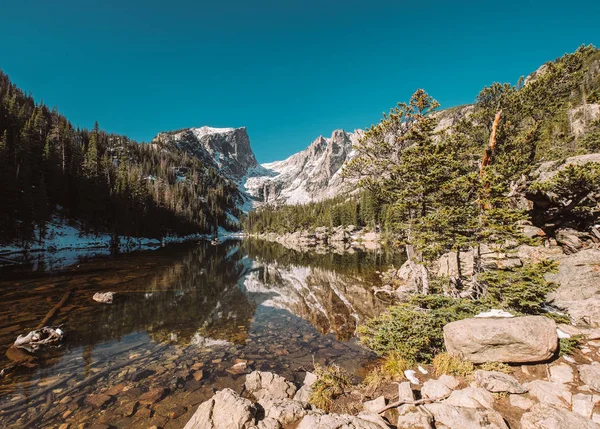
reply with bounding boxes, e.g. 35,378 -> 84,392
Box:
1,1 -> 599,162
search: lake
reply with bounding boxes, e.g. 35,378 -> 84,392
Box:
0,239 -> 403,428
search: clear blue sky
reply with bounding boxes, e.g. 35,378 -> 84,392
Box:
1,1 -> 599,162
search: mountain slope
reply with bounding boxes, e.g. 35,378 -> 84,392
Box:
244,129 -> 364,205
0,70 -> 243,247
152,126 -> 365,207
153,126 -> 258,181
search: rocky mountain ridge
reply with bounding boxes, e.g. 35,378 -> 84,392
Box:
153,125 -> 366,208
153,126 -> 259,182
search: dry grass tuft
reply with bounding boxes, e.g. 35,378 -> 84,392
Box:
433,352 -> 475,377
308,363 -> 351,411
477,361 -> 512,373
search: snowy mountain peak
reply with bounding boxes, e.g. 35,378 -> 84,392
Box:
245,129 -> 363,206
153,124 -> 363,208
153,126 -> 257,181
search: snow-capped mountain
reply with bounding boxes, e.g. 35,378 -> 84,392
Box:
153,126 -> 258,181
153,125 -> 363,208
243,129 -> 363,205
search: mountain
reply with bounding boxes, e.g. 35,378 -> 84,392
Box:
244,129 -> 364,205
153,126 -> 258,181
152,126 -> 365,207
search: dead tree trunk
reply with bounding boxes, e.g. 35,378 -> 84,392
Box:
480,110 -> 503,209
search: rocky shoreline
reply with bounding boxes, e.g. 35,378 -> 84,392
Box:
186,226 -> 600,428
251,226 -> 382,253
184,317 -> 600,429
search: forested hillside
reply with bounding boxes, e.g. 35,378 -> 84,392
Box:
244,191 -> 388,234
0,71 -> 242,246
246,45 -> 600,249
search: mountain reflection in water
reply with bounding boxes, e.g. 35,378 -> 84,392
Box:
0,239 -> 403,428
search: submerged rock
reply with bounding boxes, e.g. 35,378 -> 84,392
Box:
93,292 -> 114,304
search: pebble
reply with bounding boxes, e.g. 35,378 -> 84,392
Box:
121,400 -> 138,417
135,406 -> 152,418
84,394 -> 112,409
104,383 -> 126,396
139,387 -> 166,405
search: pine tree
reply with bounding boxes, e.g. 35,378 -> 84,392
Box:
83,121 -> 99,178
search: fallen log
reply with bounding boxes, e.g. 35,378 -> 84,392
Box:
377,391 -> 452,414
0,373 -> 76,413
36,289 -> 71,329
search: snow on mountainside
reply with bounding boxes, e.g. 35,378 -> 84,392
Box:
153,126 -> 258,181
153,125 -> 364,208
244,129 -> 364,206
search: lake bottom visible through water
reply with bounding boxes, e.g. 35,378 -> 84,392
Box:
0,239 -> 402,428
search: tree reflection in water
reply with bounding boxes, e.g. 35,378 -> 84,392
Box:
0,239 -> 402,427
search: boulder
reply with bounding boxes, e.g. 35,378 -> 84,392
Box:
443,316 -> 558,363
184,388 -> 257,429
557,324 -> 600,340
362,396 -> 386,413
396,404 -> 434,429
546,248 -> 600,327
257,398 -> 310,426
445,387 -> 495,409
296,413 -> 383,429
245,371 -> 297,400
550,364 -> 574,384
524,380 -> 572,408
93,292 -> 114,304
556,228 -> 586,254
509,394 -> 535,410
422,403 -> 509,429
521,403 -> 600,429
397,382 -> 414,402
293,372 -> 317,403
474,370 -> 528,394
572,393 -> 595,419
578,364 -> 600,392
421,375 -> 459,399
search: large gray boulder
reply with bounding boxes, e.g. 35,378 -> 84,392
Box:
443,316 -> 558,363
474,370 -> 528,393
245,371 -> 297,400
184,388 -> 257,429
422,403 -> 509,429
521,403 -> 600,429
